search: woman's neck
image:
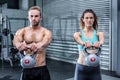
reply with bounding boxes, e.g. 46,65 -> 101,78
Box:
84,27 -> 94,32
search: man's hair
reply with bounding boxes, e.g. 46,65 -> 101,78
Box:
29,6 -> 41,16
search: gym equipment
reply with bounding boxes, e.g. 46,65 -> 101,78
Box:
10,47 -> 19,61
83,46 -> 101,67
0,12 -> 28,67
0,16 -> 13,67
20,51 -> 37,68
0,34 -> 2,53
2,28 -> 10,36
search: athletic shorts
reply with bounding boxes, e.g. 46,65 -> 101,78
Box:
74,63 -> 101,80
20,66 -> 51,80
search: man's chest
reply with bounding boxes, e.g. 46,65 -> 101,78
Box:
23,31 -> 44,43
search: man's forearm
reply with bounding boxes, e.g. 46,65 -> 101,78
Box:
37,38 -> 51,48
13,40 -> 22,49
13,36 -> 23,49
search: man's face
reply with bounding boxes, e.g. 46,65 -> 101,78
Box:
28,10 -> 42,27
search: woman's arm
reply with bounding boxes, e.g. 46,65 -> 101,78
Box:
74,32 -> 85,46
94,31 -> 104,47
98,32 -> 104,46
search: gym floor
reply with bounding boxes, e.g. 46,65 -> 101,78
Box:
0,58 -> 120,80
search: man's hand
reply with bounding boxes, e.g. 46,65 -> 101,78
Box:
17,41 -> 27,51
29,43 -> 38,52
28,42 -> 44,52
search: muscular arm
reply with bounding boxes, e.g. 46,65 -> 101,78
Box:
13,28 -> 25,49
37,29 -> 52,49
74,32 -> 85,45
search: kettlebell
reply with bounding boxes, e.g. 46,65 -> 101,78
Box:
20,51 -> 37,68
83,46 -> 101,67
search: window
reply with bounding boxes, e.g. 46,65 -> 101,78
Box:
0,0 -> 7,4
7,0 -> 19,9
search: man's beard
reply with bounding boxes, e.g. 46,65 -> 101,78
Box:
32,22 -> 39,27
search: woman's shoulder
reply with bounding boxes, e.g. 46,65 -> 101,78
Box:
74,31 -> 81,35
96,30 -> 104,36
74,32 -> 82,38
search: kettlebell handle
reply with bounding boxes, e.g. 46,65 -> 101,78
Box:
83,46 -> 101,56
19,51 -> 37,59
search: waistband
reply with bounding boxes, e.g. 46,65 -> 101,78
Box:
22,65 -> 47,71
76,63 -> 100,69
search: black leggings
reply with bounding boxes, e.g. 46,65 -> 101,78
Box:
20,66 -> 51,80
74,63 -> 101,80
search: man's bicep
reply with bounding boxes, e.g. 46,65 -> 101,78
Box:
44,30 -> 52,43
13,29 -> 24,43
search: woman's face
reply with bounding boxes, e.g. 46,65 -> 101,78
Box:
82,12 -> 94,28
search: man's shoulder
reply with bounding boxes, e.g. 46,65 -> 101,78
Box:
41,27 -> 52,35
19,26 -> 29,31
16,27 -> 28,34
41,27 -> 50,32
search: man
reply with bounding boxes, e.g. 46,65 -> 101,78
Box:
13,6 -> 52,80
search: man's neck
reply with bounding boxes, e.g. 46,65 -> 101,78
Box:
31,25 -> 41,29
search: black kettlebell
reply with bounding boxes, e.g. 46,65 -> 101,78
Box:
83,46 -> 101,67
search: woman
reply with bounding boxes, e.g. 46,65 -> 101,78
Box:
74,9 -> 104,80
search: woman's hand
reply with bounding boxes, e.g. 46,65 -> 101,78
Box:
93,42 -> 101,48
84,41 -> 92,48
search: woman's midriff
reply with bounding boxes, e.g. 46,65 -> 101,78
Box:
77,50 -> 97,65
77,51 -> 86,65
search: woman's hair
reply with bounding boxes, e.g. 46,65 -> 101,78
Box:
29,6 -> 41,16
80,9 -> 98,30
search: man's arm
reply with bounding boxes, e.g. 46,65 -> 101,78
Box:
37,29 -> 52,49
13,28 -> 26,51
